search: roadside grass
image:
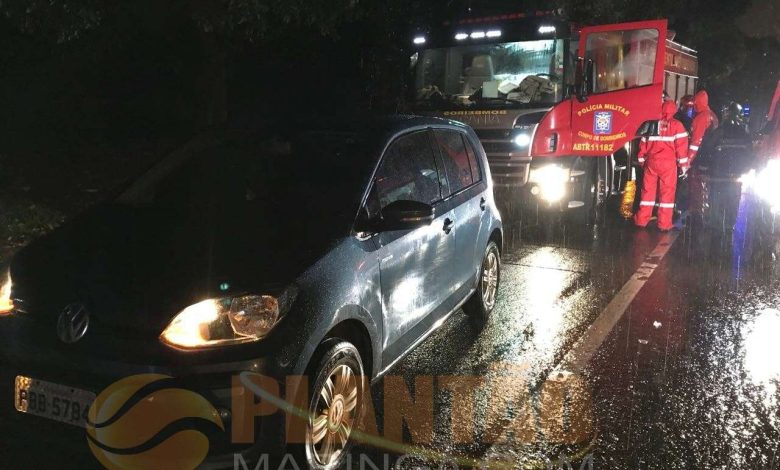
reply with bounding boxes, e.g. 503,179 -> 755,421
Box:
0,199 -> 65,261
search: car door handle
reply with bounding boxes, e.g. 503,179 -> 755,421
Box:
480,197 -> 487,211
443,218 -> 455,234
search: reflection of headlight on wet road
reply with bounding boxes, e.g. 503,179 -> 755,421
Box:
740,159 -> 780,211
529,165 -> 569,202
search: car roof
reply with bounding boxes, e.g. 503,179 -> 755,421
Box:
303,114 -> 470,138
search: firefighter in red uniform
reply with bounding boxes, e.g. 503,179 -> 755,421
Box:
685,90 -> 719,220
687,90 -> 718,165
634,100 -> 689,231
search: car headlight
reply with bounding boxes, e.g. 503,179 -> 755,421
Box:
742,159 -> 780,210
529,165 -> 570,202
0,269 -> 12,315
160,289 -> 296,350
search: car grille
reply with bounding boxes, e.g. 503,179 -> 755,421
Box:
489,161 -> 530,187
475,129 -> 514,140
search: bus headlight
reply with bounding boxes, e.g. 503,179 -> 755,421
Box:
513,133 -> 531,147
530,165 -> 570,202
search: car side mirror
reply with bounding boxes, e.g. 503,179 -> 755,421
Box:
379,200 -> 434,231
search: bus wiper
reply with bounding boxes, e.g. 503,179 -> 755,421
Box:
475,97 -> 524,105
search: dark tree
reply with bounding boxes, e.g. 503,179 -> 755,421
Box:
0,0 -> 363,126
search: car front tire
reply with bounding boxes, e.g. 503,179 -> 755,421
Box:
464,241 -> 501,322
300,340 -> 365,470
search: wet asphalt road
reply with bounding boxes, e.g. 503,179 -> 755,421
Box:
352,176 -> 780,469
4,176 -> 780,469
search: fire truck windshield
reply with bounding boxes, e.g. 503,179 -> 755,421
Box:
413,39 -> 566,109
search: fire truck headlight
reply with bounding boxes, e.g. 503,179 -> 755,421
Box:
530,165 -> 569,202
513,133 -> 531,147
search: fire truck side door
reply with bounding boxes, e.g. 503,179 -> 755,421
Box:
532,20 -> 668,158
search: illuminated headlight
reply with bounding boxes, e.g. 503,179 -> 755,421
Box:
529,165 -> 570,202
0,269 -> 12,315
413,36 -> 426,45
160,289 -> 296,349
741,159 -> 780,211
513,133 -> 531,147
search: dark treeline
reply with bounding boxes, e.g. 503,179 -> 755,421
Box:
0,0 -> 777,151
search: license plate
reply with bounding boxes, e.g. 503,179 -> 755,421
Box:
14,376 -> 96,428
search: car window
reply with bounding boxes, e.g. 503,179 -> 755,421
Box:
463,136 -> 482,183
433,129 -> 474,196
374,131 -> 441,210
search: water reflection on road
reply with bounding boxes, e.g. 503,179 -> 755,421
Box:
360,176 -> 780,469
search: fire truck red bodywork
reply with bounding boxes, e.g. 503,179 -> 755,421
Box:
532,20 -> 698,160
758,81 -> 780,161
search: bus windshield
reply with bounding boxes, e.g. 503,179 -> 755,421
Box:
413,39 -> 567,109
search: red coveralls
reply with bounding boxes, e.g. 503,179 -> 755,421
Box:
634,101 -> 689,230
687,90 -> 716,164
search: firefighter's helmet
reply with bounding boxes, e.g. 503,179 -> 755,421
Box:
725,101 -> 744,121
679,94 -> 695,119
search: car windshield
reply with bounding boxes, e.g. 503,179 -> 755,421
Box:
414,39 -> 566,109
116,131 -> 370,229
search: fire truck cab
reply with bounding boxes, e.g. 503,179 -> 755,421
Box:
410,12 -> 698,224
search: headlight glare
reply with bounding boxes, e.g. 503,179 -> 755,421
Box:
743,160 -> 780,210
161,291 -> 292,349
0,270 -> 13,315
513,133 -> 531,147
530,165 -> 570,202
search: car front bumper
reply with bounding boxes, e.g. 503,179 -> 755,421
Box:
0,314 -> 295,469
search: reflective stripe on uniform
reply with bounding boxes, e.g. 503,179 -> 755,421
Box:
648,136 -> 675,142
678,158 -> 689,164
675,132 -> 689,139
639,201 -> 656,206
689,145 -> 700,150
659,203 -> 675,208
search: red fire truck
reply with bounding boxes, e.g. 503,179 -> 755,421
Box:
410,12 -> 698,224
757,81 -> 780,162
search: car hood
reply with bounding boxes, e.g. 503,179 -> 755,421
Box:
10,204 -> 341,333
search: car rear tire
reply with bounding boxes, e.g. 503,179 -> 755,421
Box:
464,241 -> 501,322
297,341 -> 365,470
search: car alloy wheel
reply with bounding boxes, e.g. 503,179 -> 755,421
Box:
304,341 -> 364,469
482,249 -> 499,311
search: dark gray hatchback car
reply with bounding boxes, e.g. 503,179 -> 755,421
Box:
0,115 -> 502,469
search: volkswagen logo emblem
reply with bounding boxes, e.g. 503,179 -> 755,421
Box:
57,303 -> 90,344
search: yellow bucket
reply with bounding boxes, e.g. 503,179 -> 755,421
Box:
620,180 -> 637,220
